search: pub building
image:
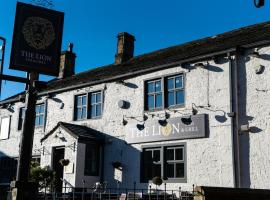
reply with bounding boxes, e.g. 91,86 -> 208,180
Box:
0,21 -> 270,193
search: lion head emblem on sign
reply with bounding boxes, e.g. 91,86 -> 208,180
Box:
22,17 -> 55,50
161,123 -> 173,137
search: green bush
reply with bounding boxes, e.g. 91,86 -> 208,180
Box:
30,162 -> 56,189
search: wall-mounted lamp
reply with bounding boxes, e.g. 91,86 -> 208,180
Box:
191,103 -> 198,115
255,64 -> 265,74
123,114 -> 148,127
194,62 -> 207,68
116,80 -> 126,85
249,49 -> 260,58
181,116 -> 192,125
6,104 -> 14,112
158,119 -> 168,126
122,116 -> 128,126
136,123 -> 145,130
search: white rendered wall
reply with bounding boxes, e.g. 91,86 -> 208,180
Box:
1,46 -> 269,191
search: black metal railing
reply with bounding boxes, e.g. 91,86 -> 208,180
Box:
37,183 -> 194,200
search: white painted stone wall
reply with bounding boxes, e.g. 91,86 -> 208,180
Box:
238,46 -> 270,189
0,46 -> 269,191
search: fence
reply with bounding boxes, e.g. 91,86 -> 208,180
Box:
37,185 -> 194,200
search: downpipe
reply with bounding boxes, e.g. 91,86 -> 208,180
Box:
228,53 -> 241,188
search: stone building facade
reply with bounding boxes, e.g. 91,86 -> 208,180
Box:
0,22 -> 270,192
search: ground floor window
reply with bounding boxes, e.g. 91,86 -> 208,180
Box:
0,157 -> 17,183
141,143 -> 186,182
84,144 -> 100,176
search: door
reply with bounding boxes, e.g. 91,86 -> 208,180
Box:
52,147 -> 65,193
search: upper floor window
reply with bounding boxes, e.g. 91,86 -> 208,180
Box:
146,79 -> 163,110
74,94 -> 87,120
166,75 -> 184,107
74,91 -> 103,121
35,104 -> 45,126
145,74 -> 184,111
18,104 -> 45,130
90,91 -> 102,118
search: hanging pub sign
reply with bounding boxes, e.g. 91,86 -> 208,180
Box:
9,2 -> 64,76
125,114 -> 208,144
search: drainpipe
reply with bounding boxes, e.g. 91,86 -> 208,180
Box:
228,52 -> 241,188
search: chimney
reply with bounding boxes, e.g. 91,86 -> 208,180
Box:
115,32 -> 135,64
58,43 -> 76,79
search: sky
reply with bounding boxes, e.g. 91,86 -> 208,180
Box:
0,0 -> 269,100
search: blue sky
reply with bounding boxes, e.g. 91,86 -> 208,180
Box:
0,0 -> 269,100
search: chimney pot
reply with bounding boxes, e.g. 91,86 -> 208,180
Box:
115,32 -> 135,64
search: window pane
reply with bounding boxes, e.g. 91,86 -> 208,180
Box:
176,163 -> 184,178
91,94 -> 96,104
144,163 -> 152,179
166,148 -> 174,160
176,91 -> 184,105
144,150 -> 152,161
35,106 -> 40,113
153,150 -> 160,162
39,116 -> 44,126
147,95 -> 154,109
77,108 -> 82,120
96,93 -> 101,103
82,107 -> 87,119
77,96 -> 82,106
175,148 -> 183,160
96,104 -> 101,117
21,108 -> 26,118
91,106 -> 96,117
166,163 -> 174,178
35,117 -> 39,126
156,94 -> 162,108
168,91 -> 174,106
153,164 -> 161,177
175,76 -> 183,88
167,78 -> 174,90
82,96 -> 87,105
155,81 -> 161,92
147,82 -> 155,93
39,105 -> 44,113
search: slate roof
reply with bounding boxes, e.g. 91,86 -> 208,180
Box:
43,21 -> 270,91
40,122 -> 105,142
3,21 -> 270,103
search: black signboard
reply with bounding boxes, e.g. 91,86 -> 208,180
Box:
125,114 -> 208,144
9,2 -> 64,76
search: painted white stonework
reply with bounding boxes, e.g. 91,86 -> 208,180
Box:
0,45 -> 269,192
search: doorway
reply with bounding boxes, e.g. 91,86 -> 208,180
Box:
52,146 -> 65,193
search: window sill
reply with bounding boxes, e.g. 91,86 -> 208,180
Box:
141,178 -> 187,184
73,116 -> 103,122
144,104 -> 185,113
